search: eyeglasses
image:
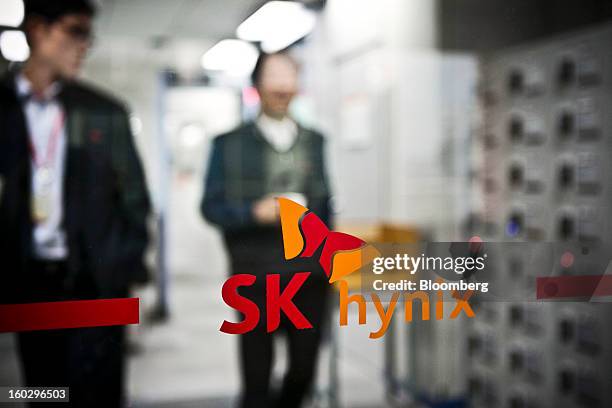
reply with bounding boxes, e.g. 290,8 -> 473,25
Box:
57,23 -> 95,45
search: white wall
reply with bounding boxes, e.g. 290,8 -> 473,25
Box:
301,4 -> 479,403
303,0 -> 477,240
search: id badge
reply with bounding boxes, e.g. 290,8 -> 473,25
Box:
32,191 -> 52,223
32,167 -> 54,223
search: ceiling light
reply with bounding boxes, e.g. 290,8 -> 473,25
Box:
237,1 -> 316,52
0,30 -> 29,62
0,0 -> 25,27
201,39 -> 259,75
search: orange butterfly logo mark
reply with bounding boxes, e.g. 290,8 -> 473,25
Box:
278,198 -> 380,283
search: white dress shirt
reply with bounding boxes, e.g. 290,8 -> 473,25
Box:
256,113 -> 298,153
255,113 -> 307,207
16,73 -> 68,260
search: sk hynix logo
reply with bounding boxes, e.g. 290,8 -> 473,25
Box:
220,198 -> 379,334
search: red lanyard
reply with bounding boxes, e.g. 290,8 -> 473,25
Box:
28,109 -> 65,168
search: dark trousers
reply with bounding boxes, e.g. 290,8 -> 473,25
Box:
15,260 -> 126,408
237,271 -> 330,408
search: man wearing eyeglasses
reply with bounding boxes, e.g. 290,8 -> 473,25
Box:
0,1 -> 150,406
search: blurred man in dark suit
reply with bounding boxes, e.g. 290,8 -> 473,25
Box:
0,1 -> 150,406
201,52 -> 332,408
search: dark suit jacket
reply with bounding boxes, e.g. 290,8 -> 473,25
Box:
0,72 -> 151,302
201,122 -> 332,275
